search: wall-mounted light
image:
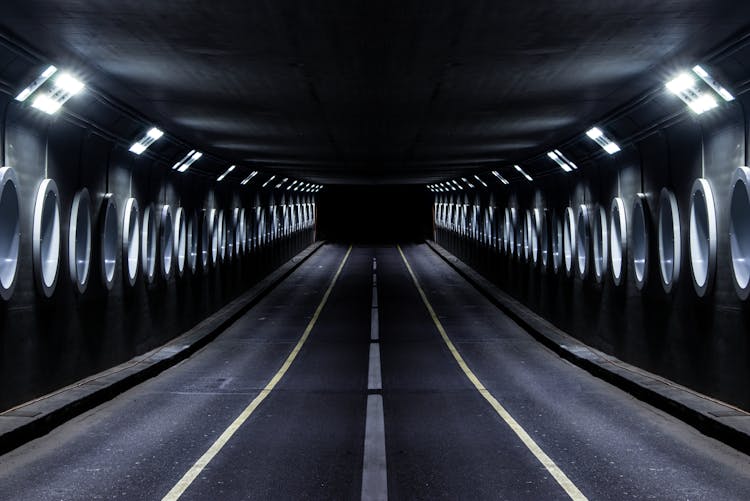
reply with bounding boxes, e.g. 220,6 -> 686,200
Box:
547,149 -> 578,172
514,165 -> 533,181
240,171 -> 258,185
172,149 -> 202,173
16,67 -> 85,115
585,127 -> 621,154
129,127 -> 164,155
473,175 -> 488,188
665,66 -> 733,115
491,170 -> 510,185
692,65 -> 734,102
216,165 -> 235,182
15,65 -> 57,102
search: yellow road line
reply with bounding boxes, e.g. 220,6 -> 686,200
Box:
397,245 -> 587,501
162,245 -> 353,501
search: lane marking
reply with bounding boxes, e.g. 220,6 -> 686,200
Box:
361,395 -> 387,501
370,309 -> 379,342
367,343 -> 382,390
362,257 -> 387,501
371,288 -> 378,308
397,245 -> 587,501
162,246 -> 353,501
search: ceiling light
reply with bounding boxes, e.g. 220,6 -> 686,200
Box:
491,170 -> 510,185
473,175 -> 488,188
30,72 -> 85,115
692,65 -> 734,102
287,180 -> 298,190
461,177 -> 475,189
172,149 -> 202,172
275,177 -> 289,189
665,72 -> 719,114
586,127 -> 621,155
16,65 -> 57,102
452,180 -> 463,190
129,127 -> 164,155
514,165 -> 533,181
240,171 -> 258,185
547,149 -> 578,172
216,165 -> 235,182
262,175 -> 276,188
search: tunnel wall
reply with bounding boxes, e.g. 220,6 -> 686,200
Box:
433,86 -> 750,411
0,91 -> 317,411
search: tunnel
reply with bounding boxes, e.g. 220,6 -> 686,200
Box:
0,2 -> 750,500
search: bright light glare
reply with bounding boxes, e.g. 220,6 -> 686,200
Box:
31,93 -> 62,114
55,73 -> 85,95
129,127 -> 164,155
586,126 -> 621,155
147,127 -> 164,139
216,165 -> 235,182
241,171 -> 258,185
586,127 -> 603,140
514,164 -> 533,181
491,170 -> 509,185
666,73 -> 695,95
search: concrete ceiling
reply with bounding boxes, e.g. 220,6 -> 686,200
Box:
0,1 -> 749,184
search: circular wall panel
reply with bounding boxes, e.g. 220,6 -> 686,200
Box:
532,208 -> 541,266
210,209 -> 219,267
187,211 -> 198,274
100,194 -> 118,291
576,205 -> 590,279
610,197 -> 627,286
33,179 -> 61,298
551,211 -> 563,274
632,194 -> 649,291
689,178 -> 716,297
592,205 -> 608,284
563,207 -> 576,277
658,189 -> 681,293
68,188 -> 92,294
540,210 -> 549,269
123,198 -> 140,287
160,205 -> 173,280
729,167 -> 750,299
0,167 -> 20,300
174,207 -> 187,277
217,210 -> 226,263
142,205 -> 157,284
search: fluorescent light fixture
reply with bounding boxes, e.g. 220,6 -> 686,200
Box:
240,171 -> 258,185
514,164 -> 533,181
287,180 -> 298,190
452,180 -> 463,190
172,149 -> 203,172
129,127 -> 164,155
692,65 -> 734,102
547,149 -> 578,172
586,127 -> 621,155
275,177 -> 289,189
216,165 -> 236,182
461,177 -> 475,188
665,72 -> 719,114
473,175 -> 488,188
262,175 -> 276,188
491,170 -> 510,185
16,65 -> 57,102
30,72 -> 85,115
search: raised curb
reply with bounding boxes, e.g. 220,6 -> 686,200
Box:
0,241 -> 325,455
425,240 -> 750,456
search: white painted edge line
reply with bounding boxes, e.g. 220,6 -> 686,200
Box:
370,308 -> 379,341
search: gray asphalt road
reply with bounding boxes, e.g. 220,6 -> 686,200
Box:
0,243 -> 749,500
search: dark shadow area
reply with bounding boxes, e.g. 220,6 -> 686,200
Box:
318,185 -> 432,243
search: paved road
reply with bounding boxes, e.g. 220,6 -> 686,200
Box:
0,243 -> 749,500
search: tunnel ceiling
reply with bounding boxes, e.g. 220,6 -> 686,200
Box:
0,1 -> 749,184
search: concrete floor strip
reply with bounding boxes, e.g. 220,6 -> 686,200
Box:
161,246 -> 353,501
397,245 -> 588,501
368,343 -> 382,391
